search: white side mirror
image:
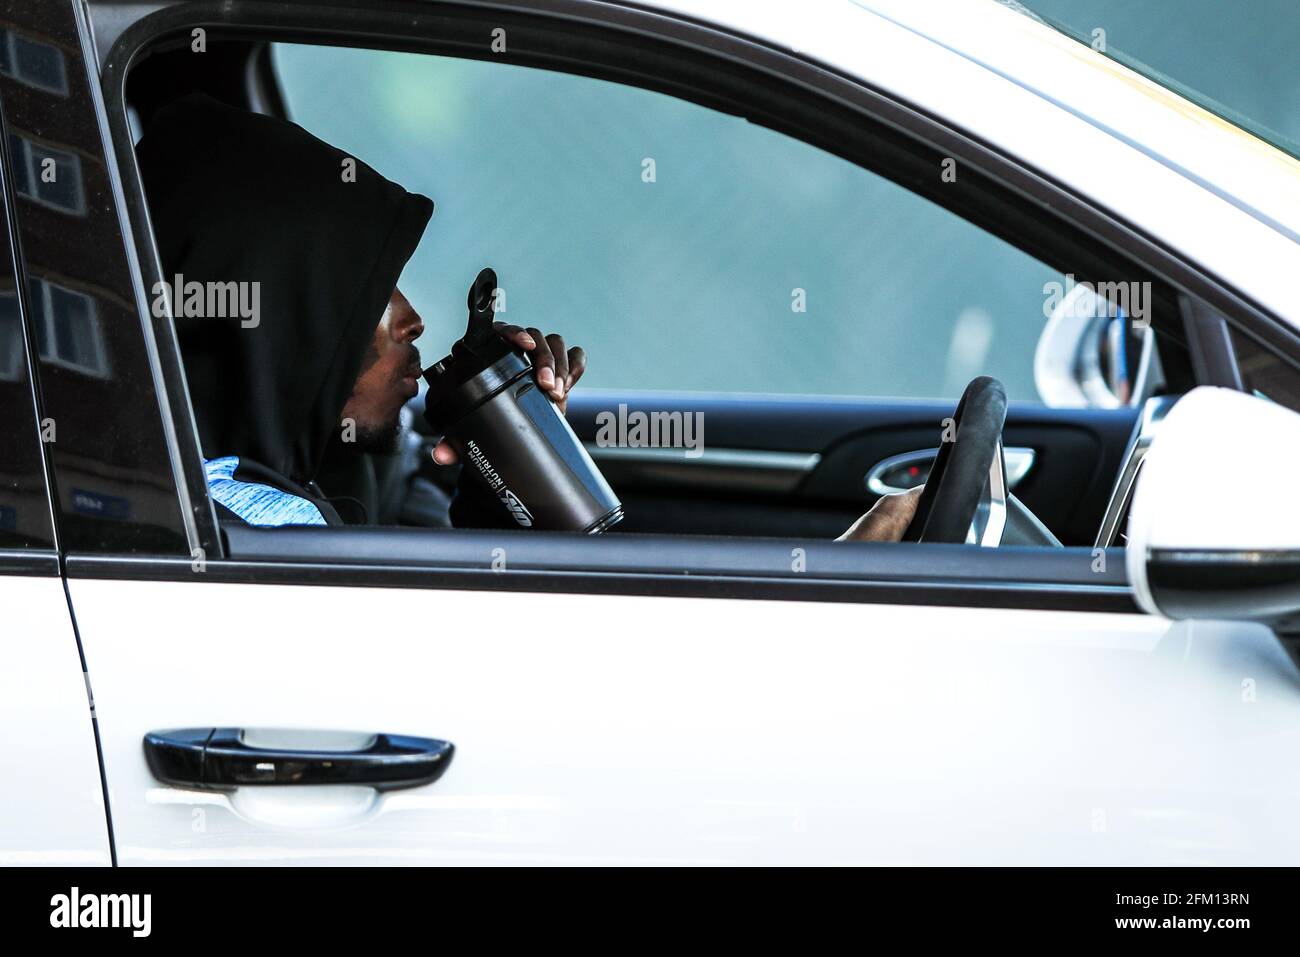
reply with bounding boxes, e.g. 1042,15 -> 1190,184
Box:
1126,387 -> 1300,623
1034,283 -> 1163,408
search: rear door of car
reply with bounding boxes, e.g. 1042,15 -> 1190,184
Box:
43,0 -> 1300,865
0,8 -> 111,864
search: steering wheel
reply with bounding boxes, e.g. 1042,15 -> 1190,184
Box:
901,376 -> 1008,544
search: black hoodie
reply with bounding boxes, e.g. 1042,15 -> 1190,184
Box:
137,93 -> 433,523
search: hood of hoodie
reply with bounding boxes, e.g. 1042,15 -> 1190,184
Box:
137,92 -> 433,487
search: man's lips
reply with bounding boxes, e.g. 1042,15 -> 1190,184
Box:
400,365 -> 421,398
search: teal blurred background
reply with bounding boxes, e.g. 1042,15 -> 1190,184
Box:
274,43 -> 1061,401
272,0 -> 1294,401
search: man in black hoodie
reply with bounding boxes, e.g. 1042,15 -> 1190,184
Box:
138,93 -> 583,526
139,93 -> 919,538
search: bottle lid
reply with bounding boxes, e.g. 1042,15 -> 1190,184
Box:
422,267 -> 530,429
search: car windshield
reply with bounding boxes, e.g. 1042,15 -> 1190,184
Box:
1012,0 -> 1300,162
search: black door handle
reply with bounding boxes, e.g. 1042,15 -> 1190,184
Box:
143,728 -> 454,791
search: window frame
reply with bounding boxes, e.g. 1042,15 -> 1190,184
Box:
84,0 -> 1300,610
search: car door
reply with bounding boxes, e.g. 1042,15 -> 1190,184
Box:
41,0 -> 1300,865
0,52 -> 110,864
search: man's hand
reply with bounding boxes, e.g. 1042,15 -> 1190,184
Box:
836,486 -> 923,543
433,323 -> 587,465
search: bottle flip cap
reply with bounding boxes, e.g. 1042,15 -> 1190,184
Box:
422,267 -> 531,429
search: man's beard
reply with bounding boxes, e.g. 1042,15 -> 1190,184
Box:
352,416 -> 403,454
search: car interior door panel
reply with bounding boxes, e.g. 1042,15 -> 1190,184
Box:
561,393 -> 1139,544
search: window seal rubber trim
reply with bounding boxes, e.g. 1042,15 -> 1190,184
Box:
65,552 -> 1139,614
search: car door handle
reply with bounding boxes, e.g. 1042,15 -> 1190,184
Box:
866,446 -> 1036,495
143,728 -> 454,791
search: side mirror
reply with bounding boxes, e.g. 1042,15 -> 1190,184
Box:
1126,387 -> 1300,630
1034,283 -> 1164,408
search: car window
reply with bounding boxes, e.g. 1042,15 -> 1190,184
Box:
272,44 -> 1067,403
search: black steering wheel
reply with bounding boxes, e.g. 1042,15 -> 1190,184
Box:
901,376 -> 1008,544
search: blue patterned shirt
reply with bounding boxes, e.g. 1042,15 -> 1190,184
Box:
203,456 -> 327,526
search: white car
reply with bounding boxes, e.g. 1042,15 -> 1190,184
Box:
3,0 -> 1299,866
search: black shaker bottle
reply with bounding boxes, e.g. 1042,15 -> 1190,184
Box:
422,268 -> 624,533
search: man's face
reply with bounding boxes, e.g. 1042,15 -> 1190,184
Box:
340,287 -> 424,452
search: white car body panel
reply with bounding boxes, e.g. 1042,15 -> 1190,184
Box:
73,578 -> 1300,865
0,576 -> 111,865
635,0 -> 1300,325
